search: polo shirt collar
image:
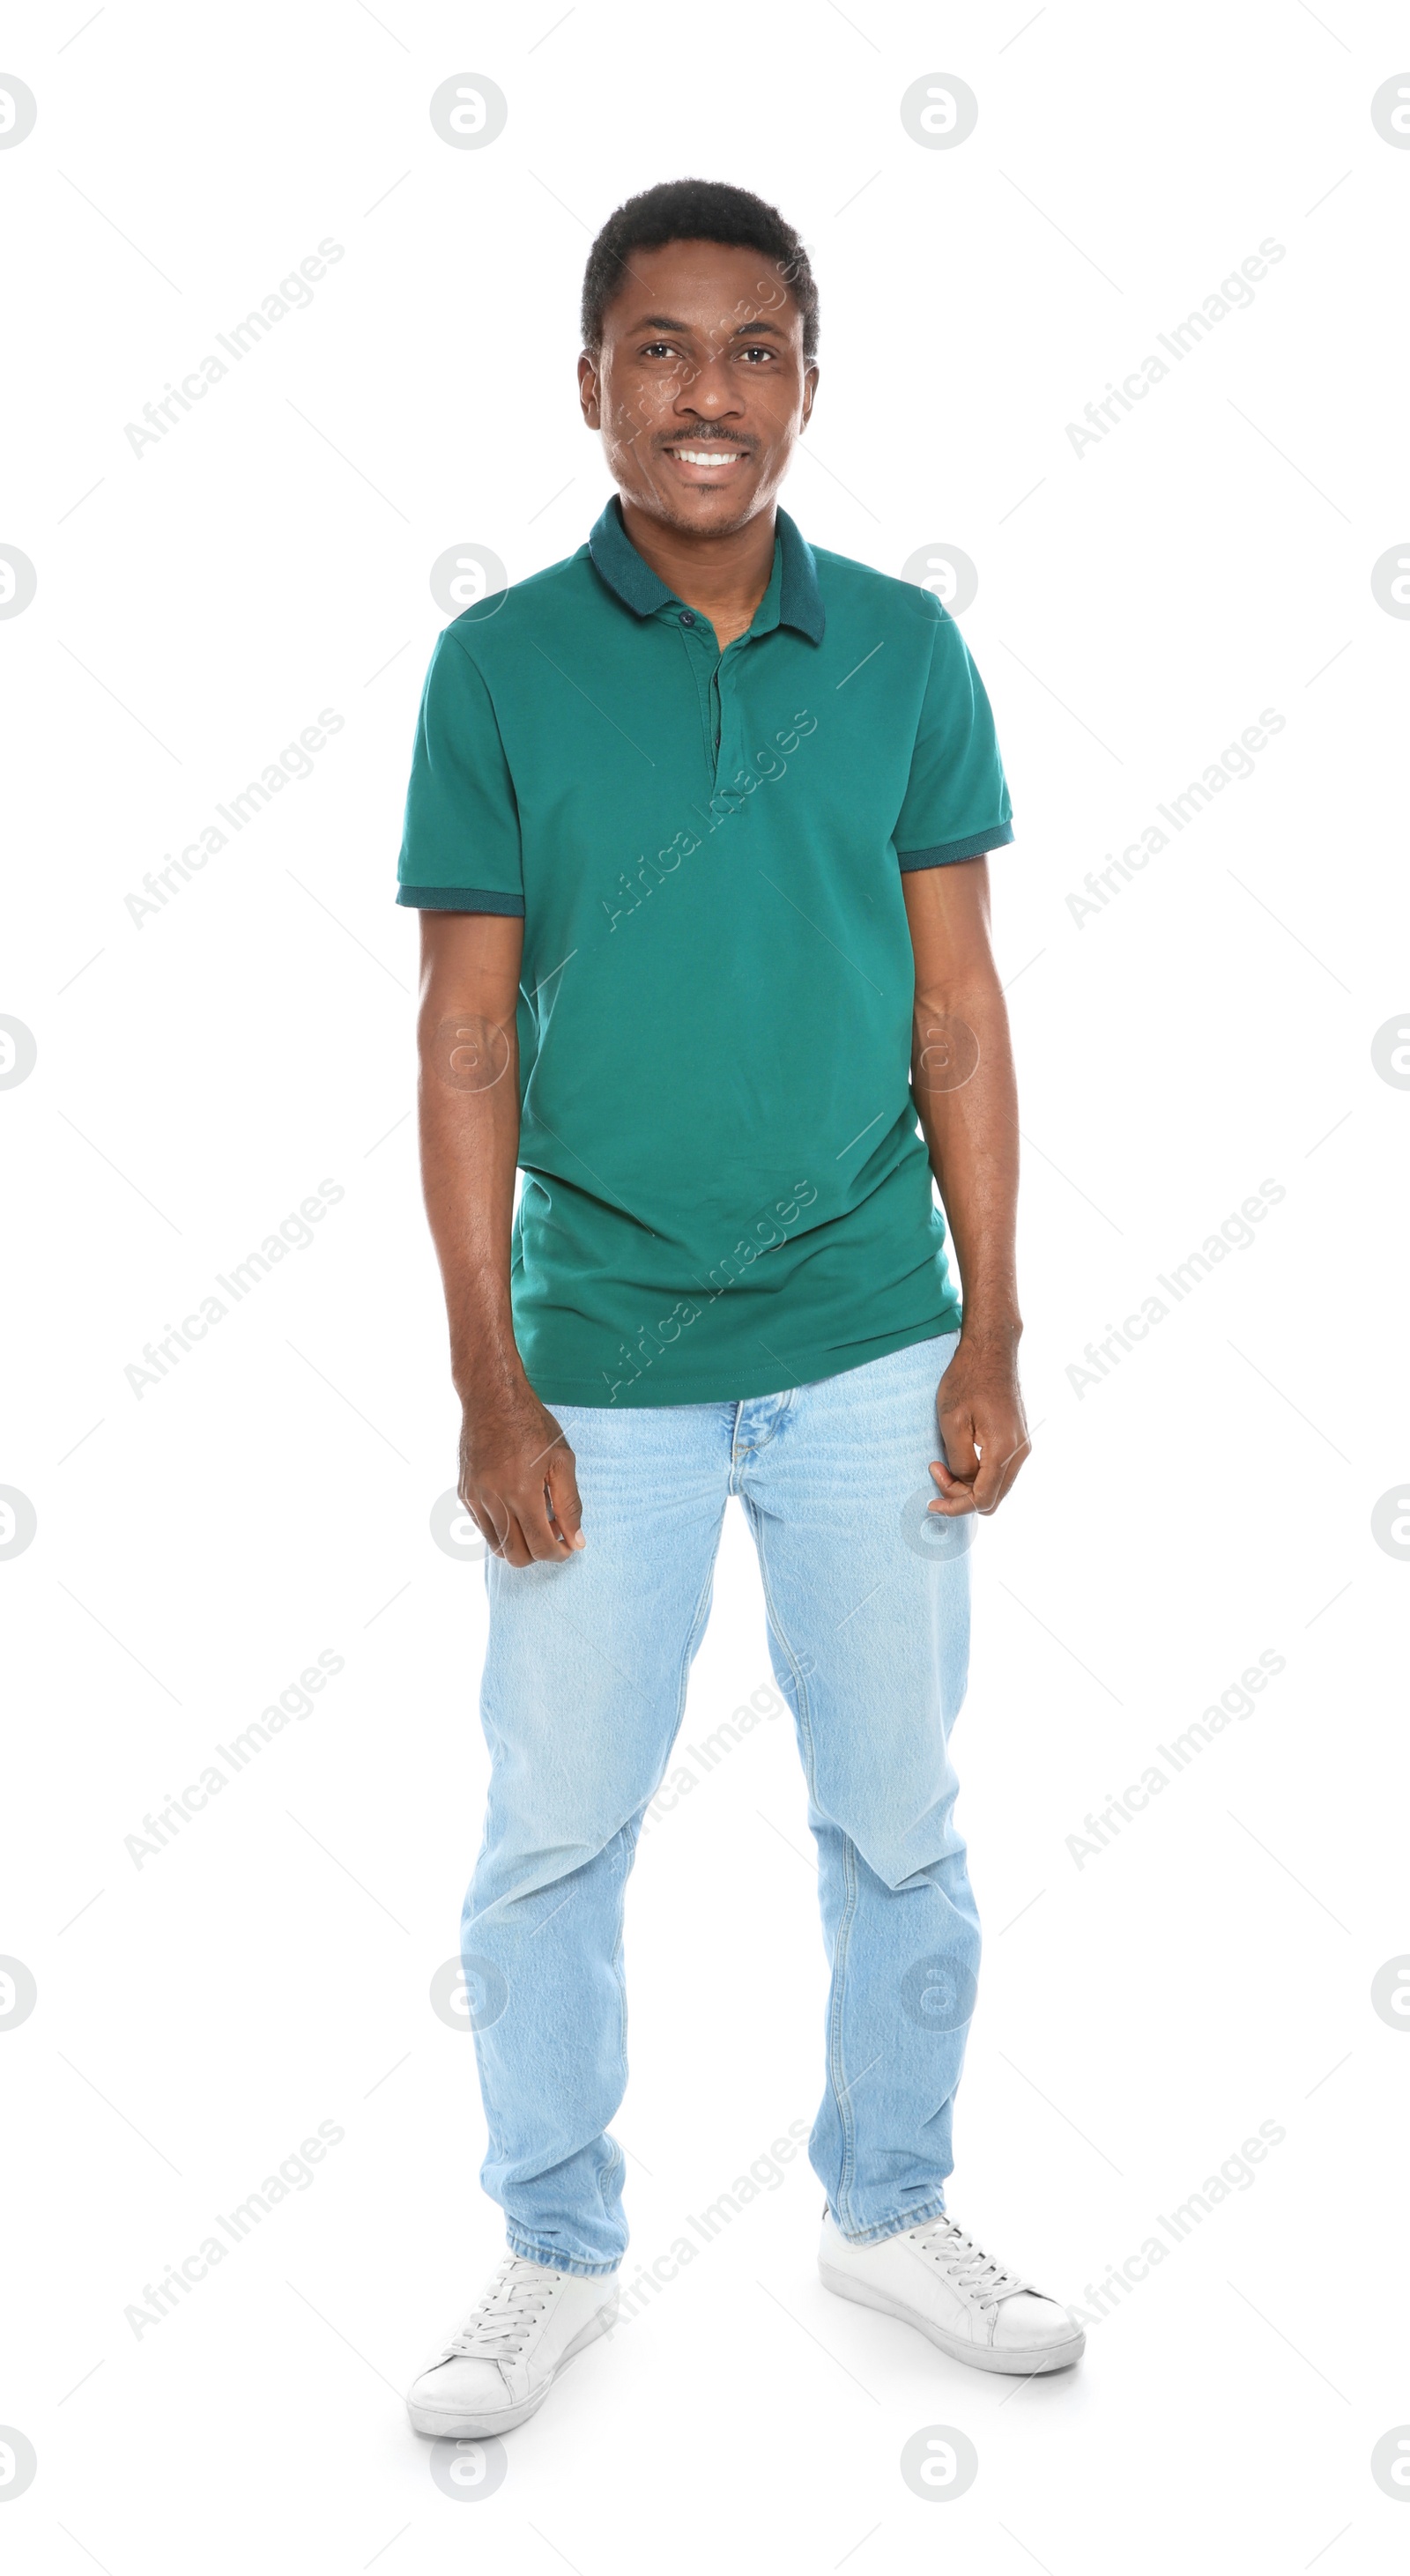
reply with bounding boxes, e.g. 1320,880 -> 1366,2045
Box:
776,506 -> 825,643
587,493 -> 825,643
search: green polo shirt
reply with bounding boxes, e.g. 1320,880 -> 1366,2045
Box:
397,497 -> 1013,1407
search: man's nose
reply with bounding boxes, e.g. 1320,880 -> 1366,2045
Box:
676,352 -> 741,413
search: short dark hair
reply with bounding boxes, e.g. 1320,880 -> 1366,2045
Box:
581,178 -> 819,360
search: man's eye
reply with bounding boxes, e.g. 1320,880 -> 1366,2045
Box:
739,345 -> 776,364
641,341 -> 679,359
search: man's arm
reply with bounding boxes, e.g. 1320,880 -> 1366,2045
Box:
417,911 -> 584,1565
902,855 -> 1030,1518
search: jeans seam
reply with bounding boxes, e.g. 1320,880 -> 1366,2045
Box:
746,1496 -> 864,2220
745,1497 -> 821,1803
664,1520 -> 725,1771
829,1835 -> 862,2229
676,1536 -> 724,1720
604,1819 -> 638,2205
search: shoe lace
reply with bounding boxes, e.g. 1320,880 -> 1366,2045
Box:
911,2216 -> 1025,2311
442,2257 -> 559,2363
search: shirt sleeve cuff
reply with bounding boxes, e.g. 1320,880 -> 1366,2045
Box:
396,884 -> 525,914
896,822 -> 1014,871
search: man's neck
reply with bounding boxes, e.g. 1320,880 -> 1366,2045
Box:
619,496 -> 777,649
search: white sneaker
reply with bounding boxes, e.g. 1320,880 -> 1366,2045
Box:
820,2209 -> 1084,2375
406,2251 -> 620,2438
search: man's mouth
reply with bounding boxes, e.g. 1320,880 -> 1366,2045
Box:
661,441 -> 749,475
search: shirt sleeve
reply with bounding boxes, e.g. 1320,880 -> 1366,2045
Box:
396,629 -> 524,914
892,606 -> 1014,871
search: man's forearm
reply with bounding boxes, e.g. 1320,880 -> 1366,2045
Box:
414,912 -> 583,1566
419,1025 -> 523,1396
899,856 -> 1030,1510
415,916 -> 529,1402
911,964 -> 1021,1336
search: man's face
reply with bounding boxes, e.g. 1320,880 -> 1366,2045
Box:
579,238 -> 817,536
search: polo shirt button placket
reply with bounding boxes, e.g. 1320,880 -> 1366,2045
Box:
716,648 -> 740,799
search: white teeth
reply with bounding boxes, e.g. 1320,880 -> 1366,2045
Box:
672,448 -> 742,465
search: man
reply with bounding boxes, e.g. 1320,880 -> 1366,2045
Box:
398,179 -> 1083,2440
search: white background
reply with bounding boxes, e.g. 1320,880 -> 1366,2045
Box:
4,0 -> 1409,2566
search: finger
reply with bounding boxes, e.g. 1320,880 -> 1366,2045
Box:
497,1519 -> 535,1568
970,1452 -> 1007,1514
927,1458 -> 976,1515
973,1429 -> 1032,1514
468,1488 -> 511,1557
514,1478 -> 571,1564
471,1490 -> 534,1569
545,1447 -> 585,1550
936,1401 -> 979,1484
993,1430 -> 1033,1506
464,1502 -> 503,1556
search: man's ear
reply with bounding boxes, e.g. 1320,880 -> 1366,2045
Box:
800,365 -> 819,431
577,351 -> 602,429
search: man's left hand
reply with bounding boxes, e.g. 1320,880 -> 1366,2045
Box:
930,1329 -> 1030,1518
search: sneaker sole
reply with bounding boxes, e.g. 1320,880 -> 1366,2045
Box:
819,2261 -> 1086,2375
406,2302 -> 617,2439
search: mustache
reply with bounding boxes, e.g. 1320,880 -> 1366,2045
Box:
655,427 -> 753,447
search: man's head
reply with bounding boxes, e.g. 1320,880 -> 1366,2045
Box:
578,179 -> 819,537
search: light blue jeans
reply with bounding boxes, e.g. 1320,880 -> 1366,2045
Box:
463,1329 -> 979,2276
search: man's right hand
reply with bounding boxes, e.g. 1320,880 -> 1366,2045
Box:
459,1381 -> 584,1567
